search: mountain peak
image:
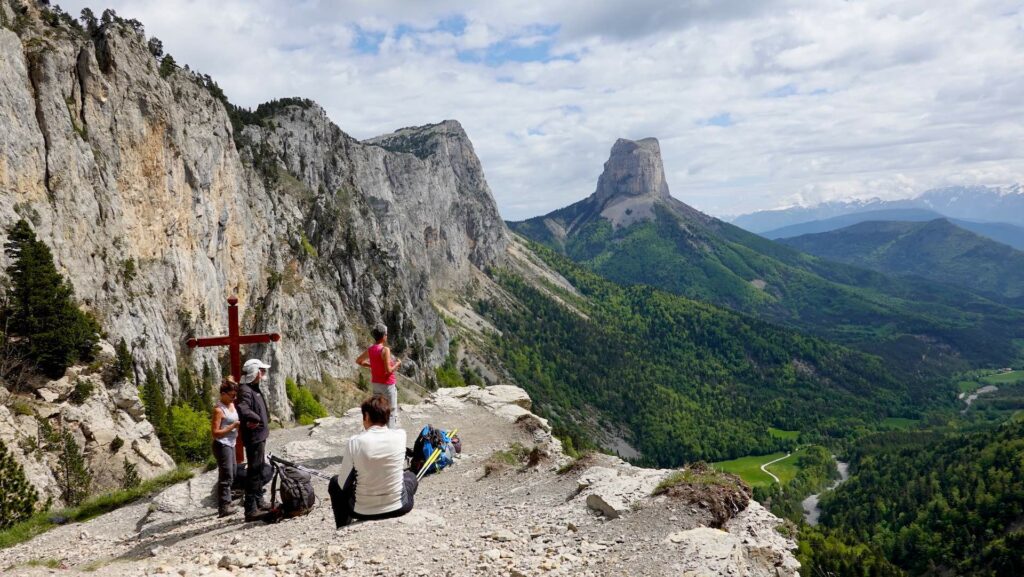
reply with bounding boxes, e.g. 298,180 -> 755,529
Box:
595,137 -> 671,204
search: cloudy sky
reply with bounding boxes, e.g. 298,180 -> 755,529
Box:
60,0 -> 1024,220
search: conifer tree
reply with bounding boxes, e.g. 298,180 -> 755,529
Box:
0,438 -> 39,529
200,360 -> 214,413
112,338 -> 134,384
142,365 -> 170,451
121,457 -> 141,490
3,220 -> 99,377
53,430 -> 91,507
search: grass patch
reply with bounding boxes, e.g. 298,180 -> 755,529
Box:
881,417 -> 920,430
556,451 -> 597,476
483,443 -> 532,477
768,427 -> 799,441
654,466 -> 739,495
958,380 -> 983,393
651,463 -> 752,528
0,466 -> 193,549
981,370 -> 1024,385
712,452 -> 789,488
25,558 -> 62,568
764,452 -> 801,485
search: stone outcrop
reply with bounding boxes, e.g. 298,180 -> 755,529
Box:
0,345 -> 174,507
0,3 -> 507,420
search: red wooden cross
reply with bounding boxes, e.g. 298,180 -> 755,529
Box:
187,295 -> 281,462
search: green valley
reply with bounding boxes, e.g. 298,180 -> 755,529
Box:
479,240 -> 934,467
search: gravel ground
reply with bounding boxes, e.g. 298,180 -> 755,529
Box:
0,387 -> 798,577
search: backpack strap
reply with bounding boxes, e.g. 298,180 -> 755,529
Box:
269,462 -> 281,509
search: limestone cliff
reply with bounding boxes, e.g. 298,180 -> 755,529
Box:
0,1 -> 507,420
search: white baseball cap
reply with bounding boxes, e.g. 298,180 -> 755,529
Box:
241,358 -> 271,383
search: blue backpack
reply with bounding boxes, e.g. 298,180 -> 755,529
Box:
411,425 -> 458,476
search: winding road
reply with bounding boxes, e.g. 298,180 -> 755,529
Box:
760,452 -> 792,484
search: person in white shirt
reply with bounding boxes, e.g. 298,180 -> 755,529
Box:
328,396 -> 418,527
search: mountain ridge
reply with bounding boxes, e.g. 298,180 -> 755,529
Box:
779,219 -> 1024,304
733,184 -> 1024,232
760,209 -> 1024,250
510,138 -> 1024,373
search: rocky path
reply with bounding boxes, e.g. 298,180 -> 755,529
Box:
1,386 -> 799,577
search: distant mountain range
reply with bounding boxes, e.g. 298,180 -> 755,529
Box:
510,139 -> 1024,374
732,185 -> 1024,232
780,219 -> 1024,305
761,209 -> 1024,251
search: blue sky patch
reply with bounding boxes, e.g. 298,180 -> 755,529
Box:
703,112 -> 734,127
764,83 -> 798,98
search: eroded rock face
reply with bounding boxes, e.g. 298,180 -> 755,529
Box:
594,138 -> 671,204
0,11 -> 507,419
0,360 -> 174,507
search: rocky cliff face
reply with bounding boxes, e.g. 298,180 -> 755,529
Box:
0,1 -> 507,418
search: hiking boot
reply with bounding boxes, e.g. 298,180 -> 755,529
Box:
244,509 -> 268,522
256,499 -> 271,511
218,504 -> 238,518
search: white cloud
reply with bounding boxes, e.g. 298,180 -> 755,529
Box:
58,0 -> 1024,219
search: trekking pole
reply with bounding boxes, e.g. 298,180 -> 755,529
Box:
416,429 -> 457,482
269,454 -> 334,481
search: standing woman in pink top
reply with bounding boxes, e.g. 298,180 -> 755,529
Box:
356,324 -> 402,428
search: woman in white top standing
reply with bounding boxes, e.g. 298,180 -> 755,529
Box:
211,378 -> 241,517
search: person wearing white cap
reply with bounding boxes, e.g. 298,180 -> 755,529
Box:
236,358 -> 272,521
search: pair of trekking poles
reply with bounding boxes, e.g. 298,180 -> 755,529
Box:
415,428 -> 457,482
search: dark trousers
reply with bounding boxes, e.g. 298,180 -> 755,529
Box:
328,470 -> 418,528
243,439 -> 266,513
212,441 -> 236,509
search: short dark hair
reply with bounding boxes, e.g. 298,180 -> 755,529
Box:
219,377 -> 238,395
361,396 -> 391,426
371,324 -> 388,342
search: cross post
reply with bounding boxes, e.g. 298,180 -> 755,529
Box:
187,296 -> 281,463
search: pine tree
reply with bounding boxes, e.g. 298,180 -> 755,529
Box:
0,438 -> 39,529
159,54 -> 176,78
142,365 -> 170,452
121,457 -> 141,490
147,37 -> 163,58
78,8 -> 98,34
113,338 -> 134,384
3,220 -> 100,377
53,430 -> 91,507
200,361 -> 214,413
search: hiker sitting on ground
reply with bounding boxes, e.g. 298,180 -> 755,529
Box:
211,377 -> 241,517
328,396 -> 418,528
355,324 -> 401,429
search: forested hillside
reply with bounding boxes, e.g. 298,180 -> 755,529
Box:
780,219 -> 1024,304
478,241 -> 930,466
512,157 -> 1024,376
800,418 -> 1024,576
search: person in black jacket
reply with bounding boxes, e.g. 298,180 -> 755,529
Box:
236,358 -> 272,521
